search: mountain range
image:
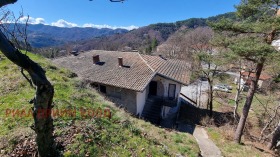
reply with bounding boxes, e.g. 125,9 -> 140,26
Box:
3,12 -> 236,51
62,12 -> 236,52
3,24 -> 129,48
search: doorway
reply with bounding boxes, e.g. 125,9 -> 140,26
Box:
149,81 -> 158,96
100,85 -> 107,94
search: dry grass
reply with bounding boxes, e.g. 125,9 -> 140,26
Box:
207,127 -> 275,157
209,82 -> 280,157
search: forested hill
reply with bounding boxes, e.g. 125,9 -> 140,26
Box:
149,12 -> 236,40
2,23 -> 129,48
66,12 -> 236,52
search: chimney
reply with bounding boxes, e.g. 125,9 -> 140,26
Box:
93,55 -> 100,64
118,57 -> 123,67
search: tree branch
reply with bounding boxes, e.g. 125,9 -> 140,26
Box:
259,104 -> 280,142
0,31 -> 48,85
0,0 -> 17,8
20,67 -> 35,89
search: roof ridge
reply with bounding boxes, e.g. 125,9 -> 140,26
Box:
138,54 -> 155,72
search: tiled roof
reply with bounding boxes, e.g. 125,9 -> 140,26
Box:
53,50 -> 191,91
141,55 -> 191,85
241,72 -> 272,80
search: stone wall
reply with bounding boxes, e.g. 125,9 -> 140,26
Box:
99,84 -> 137,115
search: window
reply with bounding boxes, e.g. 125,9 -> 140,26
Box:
168,84 -> 176,100
113,87 -> 121,99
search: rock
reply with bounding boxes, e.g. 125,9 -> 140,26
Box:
272,39 -> 280,50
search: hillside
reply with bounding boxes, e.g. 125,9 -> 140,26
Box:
0,52 -> 200,156
3,24 -> 129,48
65,12 -> 236,53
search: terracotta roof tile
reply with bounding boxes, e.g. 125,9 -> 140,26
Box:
241,72 -> 272,80
141,55 -> 191,84
53,50 -> 191,91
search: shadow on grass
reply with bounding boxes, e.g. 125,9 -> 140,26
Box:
178,104 -> 236,127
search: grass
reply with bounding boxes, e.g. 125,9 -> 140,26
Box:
207,128 -> 272,157
207,127 -> 273,157
0,52 -> 199,156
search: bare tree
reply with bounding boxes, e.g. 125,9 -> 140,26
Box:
183,27 -> 225,116
257,99 -> 280,150
0,8 -> 56,157
0,0 -> 124,156
158,31 -> 185,59
158,27 -> 231,116
268,119 -> 280,150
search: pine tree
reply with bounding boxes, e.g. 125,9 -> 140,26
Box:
151,38 -> 158,51
210,0 -> 280,144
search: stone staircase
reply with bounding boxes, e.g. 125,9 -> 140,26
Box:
141,97 -> 163,125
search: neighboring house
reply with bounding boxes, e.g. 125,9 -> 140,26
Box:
53,50 -> 191,121
180,80 -> 209,109
70,51 -> 79,56
236,71 -> 272,89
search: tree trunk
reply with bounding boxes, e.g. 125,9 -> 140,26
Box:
234,60 -> 264,143
233,90 -> 240,119
209,84 -> 213,117
234,61 -> 242,120
207,77 -> 213,117
0,30 -> 57,156
268,121 -> 280,150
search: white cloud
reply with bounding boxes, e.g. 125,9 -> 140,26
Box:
83,23 -> 138,30
51,19 -> 78,28
19,16 -> 46,24
4,16 -> 139,30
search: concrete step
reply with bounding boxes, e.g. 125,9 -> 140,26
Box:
141,97 -> 163,125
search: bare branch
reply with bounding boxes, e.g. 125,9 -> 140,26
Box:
0,0 -> 17,8
20,67 -> 35,89
110,0 -> 125,2
259,104 -> 280,141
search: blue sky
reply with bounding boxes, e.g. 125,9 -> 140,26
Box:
6,0 -> 240,30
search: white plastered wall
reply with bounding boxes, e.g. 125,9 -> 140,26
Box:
136,89 -> 147,116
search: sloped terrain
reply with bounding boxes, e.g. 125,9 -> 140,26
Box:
0,52 -> 199,156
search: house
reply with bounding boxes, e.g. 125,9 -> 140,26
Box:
180,80 -> 209,109
53,50 -> 191,122
235,71 -> 272,89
